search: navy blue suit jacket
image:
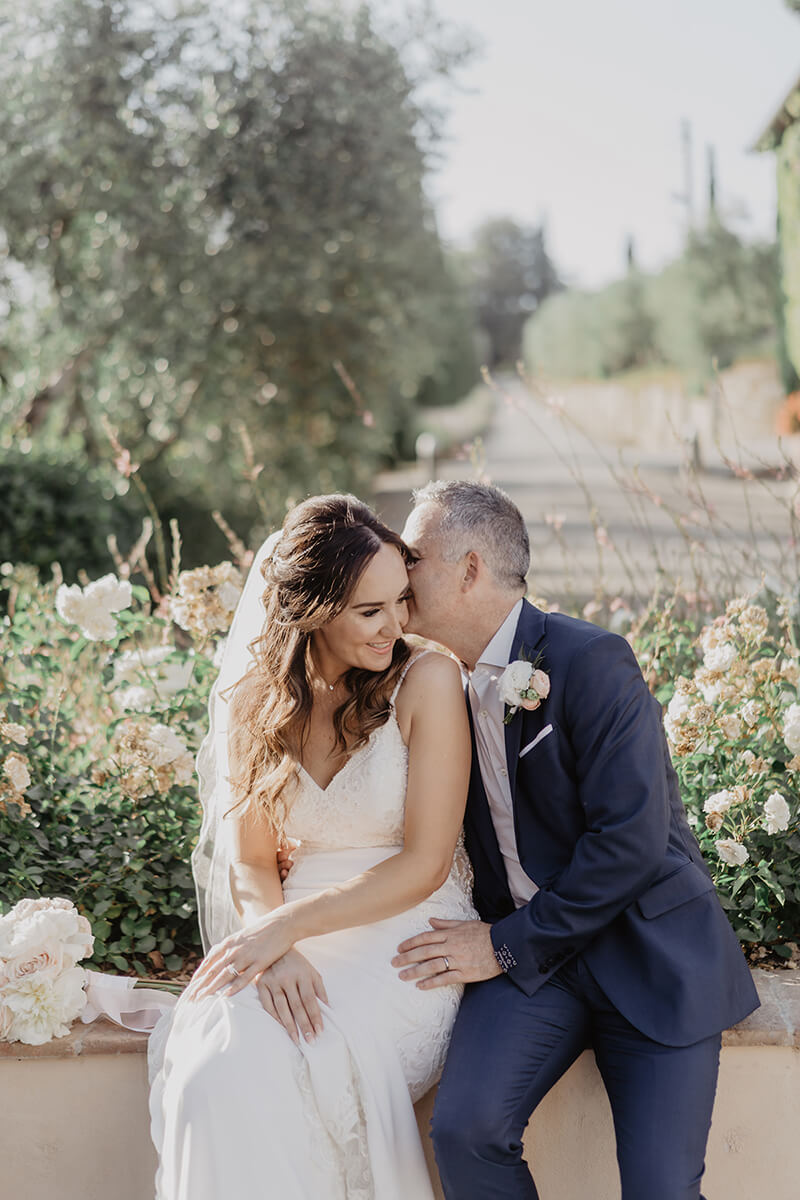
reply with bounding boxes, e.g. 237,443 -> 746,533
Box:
465,600 -> 759,1047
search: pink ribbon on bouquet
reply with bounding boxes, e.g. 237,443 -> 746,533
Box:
80,969 -> 179,1033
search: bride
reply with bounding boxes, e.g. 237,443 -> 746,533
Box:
148,493 -> 478,1199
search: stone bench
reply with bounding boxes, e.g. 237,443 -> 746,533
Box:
3,968 -> 798,1199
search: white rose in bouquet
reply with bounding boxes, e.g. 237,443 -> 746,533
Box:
3,967 -> 88,1046
0,897 -> 94,1046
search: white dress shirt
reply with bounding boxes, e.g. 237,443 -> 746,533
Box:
468,599 -> 538,909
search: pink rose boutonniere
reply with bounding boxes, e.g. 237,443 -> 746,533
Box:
497,659 -> 551,725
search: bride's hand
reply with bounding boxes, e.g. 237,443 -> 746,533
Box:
184,912 -> 294,1003
255,949 -> 329,1045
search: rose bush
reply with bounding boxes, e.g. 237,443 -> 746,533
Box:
631,596 -> 800,954
0,559 -> 238,975
2,552 -> 798,975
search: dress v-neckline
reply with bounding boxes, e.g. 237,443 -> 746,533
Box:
297,712 -> 401,794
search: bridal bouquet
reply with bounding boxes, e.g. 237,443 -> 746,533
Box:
0,897 -> 94,1046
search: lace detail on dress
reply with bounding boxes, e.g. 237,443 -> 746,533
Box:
293,1042 -> 374,1200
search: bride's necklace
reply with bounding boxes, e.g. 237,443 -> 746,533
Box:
316,670 -> 343,694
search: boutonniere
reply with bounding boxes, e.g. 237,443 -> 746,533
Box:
497,653 -> 550,725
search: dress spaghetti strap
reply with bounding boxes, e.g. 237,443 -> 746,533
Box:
390,648 -> 435,705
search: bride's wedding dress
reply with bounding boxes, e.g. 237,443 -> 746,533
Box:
148,657 -> 477,1199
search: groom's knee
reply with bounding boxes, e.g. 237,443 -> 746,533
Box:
431,1081 -> 520,1167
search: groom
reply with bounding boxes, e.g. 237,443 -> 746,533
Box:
393,479 -> 759,1200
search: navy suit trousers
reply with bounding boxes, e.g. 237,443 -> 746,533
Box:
432,957 -> 721,1200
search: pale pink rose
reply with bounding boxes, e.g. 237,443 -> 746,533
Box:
5,939 -> 64,983
530,669 -> 551,700
519,696 -> 542,712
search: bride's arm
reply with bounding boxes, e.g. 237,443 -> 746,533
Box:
229,809 -> 284,923
189,652 -> 470,998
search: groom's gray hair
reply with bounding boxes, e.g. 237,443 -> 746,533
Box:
412,480 -> 529,593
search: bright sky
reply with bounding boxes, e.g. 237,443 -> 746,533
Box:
382,0 -> 800,287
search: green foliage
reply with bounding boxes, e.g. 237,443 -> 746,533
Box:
0,566 -> 216,973
524,221 -> 778,383
630,596 -> 800,946
0,447 -> 138,585
467,218 -> 562,367
524,270 -> 657,379
0,0 -> 474,551
1,788 -> 200,976
2,549 -> 798,974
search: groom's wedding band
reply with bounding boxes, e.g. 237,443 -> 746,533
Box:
227,964 -> 242,978
441,956 -> 450,972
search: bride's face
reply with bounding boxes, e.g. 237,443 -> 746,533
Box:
312,543 -> 411,675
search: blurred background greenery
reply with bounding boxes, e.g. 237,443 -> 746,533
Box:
1,0 -> 799,580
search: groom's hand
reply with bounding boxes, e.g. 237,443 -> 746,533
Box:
392,918 -> 502,988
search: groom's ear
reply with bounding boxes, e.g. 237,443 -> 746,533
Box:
461,550 -> 480,589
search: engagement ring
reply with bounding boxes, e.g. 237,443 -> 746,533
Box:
227,964 -> 242,978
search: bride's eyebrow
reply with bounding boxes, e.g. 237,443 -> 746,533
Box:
352,587 -> 412,610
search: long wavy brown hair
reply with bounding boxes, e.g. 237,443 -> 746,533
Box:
227,494 -> 413,833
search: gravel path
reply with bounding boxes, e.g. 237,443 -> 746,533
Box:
372,377 -> 799,608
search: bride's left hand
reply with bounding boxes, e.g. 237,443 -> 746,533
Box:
184,913 -> 294,1002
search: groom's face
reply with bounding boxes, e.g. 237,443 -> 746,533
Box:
400,502 -> 465,646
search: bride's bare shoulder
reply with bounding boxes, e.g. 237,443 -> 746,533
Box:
398,648 -> 464,700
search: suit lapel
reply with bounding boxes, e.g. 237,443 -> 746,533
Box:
504,601 -> 548,800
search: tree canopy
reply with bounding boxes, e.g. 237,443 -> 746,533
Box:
0,0 -> 476,560
466,217 -> 561,367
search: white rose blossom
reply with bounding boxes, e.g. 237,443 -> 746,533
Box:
716,839 -> 749,867
56,573 -> 132,641
741,699 -> 760,727
763,793 -> 791,835
110,647 -> 194,712
1,722 -> 28,746
702,642 -> 737,674
717,713 -> 742,740
2,966 -> 88,1046
783,704 -> 800,757
703,790 -> 734,815
664,690 -> 692,744
3,753 -> 31,793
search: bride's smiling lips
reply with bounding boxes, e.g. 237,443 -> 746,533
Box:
367,640 -> 395,655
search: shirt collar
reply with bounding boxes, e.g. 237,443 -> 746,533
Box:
474,599 -> 523,672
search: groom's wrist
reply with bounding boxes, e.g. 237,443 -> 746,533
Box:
491,924 -> 518,974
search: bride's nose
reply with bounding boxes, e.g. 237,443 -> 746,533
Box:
382,611 -> 405,637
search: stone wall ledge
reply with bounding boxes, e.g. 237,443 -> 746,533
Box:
1,966 -> 797,1061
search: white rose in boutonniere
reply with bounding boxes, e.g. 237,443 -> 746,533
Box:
497,659 -> 551,724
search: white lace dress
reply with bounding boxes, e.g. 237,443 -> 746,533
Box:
148,657 -> 477,1199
